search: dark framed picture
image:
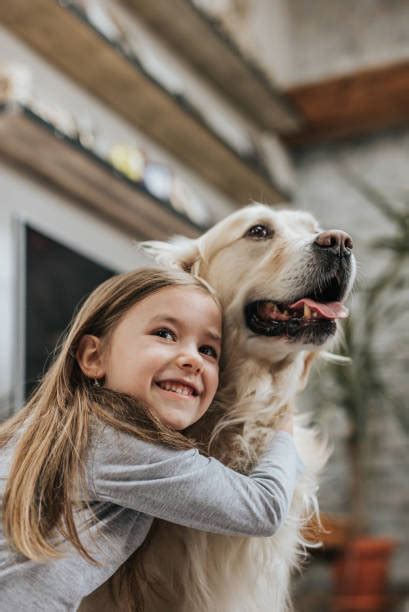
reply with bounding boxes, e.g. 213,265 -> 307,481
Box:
21,224 -> 116,399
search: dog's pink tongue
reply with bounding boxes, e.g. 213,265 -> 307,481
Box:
290,298 -> 349,319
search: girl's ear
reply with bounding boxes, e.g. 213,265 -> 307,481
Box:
76,335 -> 106,379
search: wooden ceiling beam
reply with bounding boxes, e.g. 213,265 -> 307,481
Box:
283,61 -> 409,147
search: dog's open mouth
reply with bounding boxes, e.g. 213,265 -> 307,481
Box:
245,275 -> 349,344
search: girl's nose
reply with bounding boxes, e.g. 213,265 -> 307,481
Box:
175,351 -> 204,374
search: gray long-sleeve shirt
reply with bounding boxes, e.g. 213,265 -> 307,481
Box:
0,418 -> 302,611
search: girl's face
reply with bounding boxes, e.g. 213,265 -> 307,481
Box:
99,286 -> 221,430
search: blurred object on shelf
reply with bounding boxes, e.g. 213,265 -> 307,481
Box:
136,44 -> 186,97
142,161 -> 211,226
109,143 -> 146,182
201,102 -> 255,157
72,0 -> 131,50
171,176 -> 211,226
0,64 -> 81,142
79,0 -> 120,40
25,92 -> 97,150
0,62 -> 32,104
191,0 -> 249,33
255,131 -> 295,195
27,98 -> 79,140
143,161 -> 173,201
76,115 -> 97,150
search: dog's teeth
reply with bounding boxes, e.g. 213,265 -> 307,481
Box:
312,312 -> 318,319
304,304 -> 312,319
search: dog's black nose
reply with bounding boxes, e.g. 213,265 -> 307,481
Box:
314,230 -> 353,257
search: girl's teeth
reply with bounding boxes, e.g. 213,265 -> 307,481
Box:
159,382 -> 193,396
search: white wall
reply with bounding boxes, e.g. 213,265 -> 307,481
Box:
294,126 -> 409,589
285,0 -> 409,85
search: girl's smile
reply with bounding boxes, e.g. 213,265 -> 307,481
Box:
155,380 -> 200,397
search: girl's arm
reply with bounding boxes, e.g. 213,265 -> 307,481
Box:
87,421 -> 302,538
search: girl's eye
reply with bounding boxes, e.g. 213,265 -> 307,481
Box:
153,328 -> 176,341
200,345 -> 219,360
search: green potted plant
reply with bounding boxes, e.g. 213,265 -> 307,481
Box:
310,176 -> 409,612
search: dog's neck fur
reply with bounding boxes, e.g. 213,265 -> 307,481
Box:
187,323 -> 306,471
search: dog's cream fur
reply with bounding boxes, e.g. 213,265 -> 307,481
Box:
80,204 -> 355,612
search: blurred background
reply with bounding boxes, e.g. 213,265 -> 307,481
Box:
0,1 -> 408,610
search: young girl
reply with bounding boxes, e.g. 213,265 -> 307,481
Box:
0,267 -> 299,611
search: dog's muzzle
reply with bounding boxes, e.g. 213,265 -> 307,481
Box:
244,252 -> 354,346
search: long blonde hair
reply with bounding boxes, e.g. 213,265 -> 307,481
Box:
0,268 -> 219,575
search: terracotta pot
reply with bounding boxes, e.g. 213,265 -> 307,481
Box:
332,537 -> 396,612
332,594 -> 389,612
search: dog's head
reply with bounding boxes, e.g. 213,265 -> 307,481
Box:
142,203 -> 356,363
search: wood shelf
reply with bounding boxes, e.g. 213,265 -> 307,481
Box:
0,0 -> 288,206
119,0 -> 301,134
0,102 -> 203,240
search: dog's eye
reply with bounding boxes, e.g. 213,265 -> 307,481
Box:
245,225 -> 273,240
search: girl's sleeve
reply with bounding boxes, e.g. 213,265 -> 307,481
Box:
88,423 -> 303,537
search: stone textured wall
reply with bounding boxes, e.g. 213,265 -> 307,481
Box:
285,0 -> 409,84
293,126 -> 409,593
195,0 -> 409,85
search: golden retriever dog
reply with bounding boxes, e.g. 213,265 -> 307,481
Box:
80,203 -> 356,612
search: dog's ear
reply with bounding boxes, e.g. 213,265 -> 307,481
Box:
298,351 -> 318,392
138,236 -> 201,272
